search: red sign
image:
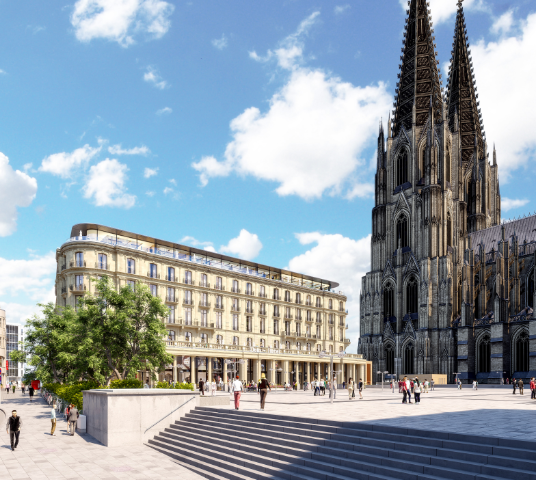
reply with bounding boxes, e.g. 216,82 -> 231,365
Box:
5,360 -> 8,370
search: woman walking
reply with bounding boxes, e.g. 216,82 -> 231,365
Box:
348,378 -> 355,400
258,373 -> 271,410
414,378 -> 421,404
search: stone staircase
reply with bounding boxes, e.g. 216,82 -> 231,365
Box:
147,406 -> 536,480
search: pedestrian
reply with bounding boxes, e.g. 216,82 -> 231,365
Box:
28,385 -> 34,402
50,402 -> 57,436
144,380 -> 150,388
320,381 -> 325,396
5,380 -> 10,394
232,375 -> 243,410
431,379 -> 435,391
258,373 -> 271,410
199,377 -> 205,396
513,379 -> 517,395
12,383 -> 16,394
530,378 -> 535,400
21,384 -> 25,395
402,376 -> 408,404
475,380 -> 478,390
405,376 -> 413,403
414,378 -> 421,404
211,378 -> 216,396
358,378 -> 363,399
519,379 -> 524,395
348,378 -> 354,400
330,376 -> 337,399
68,404 -> 79,436
473,380 -> 477,390
6,410 -> 22,451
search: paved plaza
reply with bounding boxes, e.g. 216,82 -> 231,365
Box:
1,386 -> 535,479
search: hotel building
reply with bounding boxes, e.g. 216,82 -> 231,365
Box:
55,223 -> 370,386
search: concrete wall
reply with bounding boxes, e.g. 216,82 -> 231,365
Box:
82,389 -> 228,447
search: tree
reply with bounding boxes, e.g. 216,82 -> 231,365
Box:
77,276 -> 172,385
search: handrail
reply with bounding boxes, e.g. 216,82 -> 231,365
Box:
144,396 -> 196,434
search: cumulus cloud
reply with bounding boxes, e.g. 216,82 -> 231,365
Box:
220,230 -> 263,261
287,232 -> 371,349
180,235 -> 215,252
471,11 -> 536,179
502,197 -> 529,212
70,0 -> 174,47
144,167 -> 158,178
83,158 -> 136,208
39,144 -> 101,178
212,34 -> 228,50
108,144 -> 150,155
0,153 -> 38,236
156,106 -> 172,115
491,10 -> 515,35
143,66 -> 168,89
193,13 -> 390,200
398,0 -> 489,26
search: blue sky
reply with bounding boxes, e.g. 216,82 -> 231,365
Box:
0,0 -> 535,350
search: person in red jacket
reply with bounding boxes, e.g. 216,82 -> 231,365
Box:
530,378 -> 535,400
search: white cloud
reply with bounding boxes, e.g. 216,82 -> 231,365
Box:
194,13 -> 390,200
220,230 -> 263,261
0,153 -> 38,236
345,181 -> 375,200
144,167 -> 158,178
491,10 -> 515,36
471,12 -> 536,178
108,144 -> 150,155
212,34 -> 228,50
39,144 -> 101,178
0,69 -> 6,75
169,178 -> 177,185
83,158 -> 136,208
502,197 -> 529,212
143,66 -> 168,89
146,190 -> 155,197
156,106 -> 172,115
70,0 -> 174,47
23,163 -> 33,173
163,186 -> 173,195
398,0 -> 489,26
287,232 -> 371,349
334,5 -> 350,15
180,235 -> 215,251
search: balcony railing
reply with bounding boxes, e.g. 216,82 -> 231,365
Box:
231,306 -> 240,313
284,314 -> 293,320
296,314 -> 302,321
128,268 -> 136,275
61,264 -> 67,271
316,319 -> 322,323
70,261 -> 86,268
231,287 -> 241,294
259,310 -> 267,316
306,317 -> 313,322
96,262 -> 109,270
260,328 -> 266,334
199,281 -> 210,288
199,301 -> 211,308
61,286 -> 67,294
166,296 -> 177,303
215,303 -> 224,310
258,292 -> 267,298
273,295 -> 280,301
165,275 -> 175,281
148,272 -> 160,279
305,301 -> 312,306
246,308 -> 254,314
183,299 -> 193,306
214,284 -> 225,291
183,278 -> 193,285
273,312 -> 280,318
245,290 -> 254,296
296,299 -> 303,305
70,284 -> 86,292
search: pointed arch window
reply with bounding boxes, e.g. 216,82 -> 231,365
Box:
396,150 -> 409,187
446,212 -> 452,249
446,151 -> 451,183
515,331 -> 529,372
478,334 -> 491,373
396,215 -> 409,249
528,271 -> 535,309
403,342 -> 414,374
384,283 -> 395,320
385,344 -> 394,374
406,277 -> 418,314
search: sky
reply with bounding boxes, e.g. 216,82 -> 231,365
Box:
0,0 -> 535,352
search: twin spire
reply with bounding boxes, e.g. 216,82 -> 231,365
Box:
391,0 -> 484,161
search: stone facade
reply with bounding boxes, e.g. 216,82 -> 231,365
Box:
0,309 -> 5,386
359,0 -> 536,384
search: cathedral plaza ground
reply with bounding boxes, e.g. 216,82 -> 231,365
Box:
0,386 -> 535,479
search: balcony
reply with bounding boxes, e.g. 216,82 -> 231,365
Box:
183,278 -> 193,285
95,262 -> 109,270
295,299 -> 303,305
148,272 -> 160,279
344,338 -> 351,344
284,314 -> 293,320
296,314 -> 302,321
259,309 -> 267,316
260,328 -> 266,334
231,287 -> 241,294
199,301 -> 211,309
61,286 -> 67,295
127,269 -> 136,275
165,275 -> 175,281
328,319 -> 334,325
70,284 -> 86,292
316,319 -> 322,323
166,296 -> 178,303
346,324 -> 349,329
273,295 -> 280,301
199,281 -> 210,288
61,264 -> 67,271
306,317 -> 313,323
192,321 -> 213,329
214,303 -> 224,310
231,306 -> 240,313
245,290 -> 254,296
183,299 -> 194,306
214,284 -> 225,291
70,261 -> 86,268
305,301 -> 312,306
273,312 -> 281,318
245,308 -> 254,314
258,292 -> 267,298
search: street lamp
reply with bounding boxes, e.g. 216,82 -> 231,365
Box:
377,371 -> 389,391
319,350 -> 346,404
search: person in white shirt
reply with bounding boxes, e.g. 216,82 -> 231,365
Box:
231,375 -> 243,410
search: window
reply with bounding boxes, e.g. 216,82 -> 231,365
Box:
329,327 -> 333,340
406,277 -> 418,314
185,331 -> 192,341
98,253 -> 107,270
385,345 -> 394,374
184,308 -> 192,326
216,277 -> 222,290
167,267 -> 175,281
260,318 -> 265,333
259,303 -> 266,315
340,329 -> 344,341
447,213 -> 452,249
515,331 -> 529,372
200,333 -> 208,343
478,335 -> 491,373
314,324 -> 319,338
274,305 -> 280,317
247,337 -> 253,347
273,320 -> 279,335
306,343 -> 311,351
404,342 -> 415,374
149,263 -> 157,278
75,252 -> 84,267
446,151 -> 451,183
75,275 -> 84,288
216,334 -> 223,344
285,307 -> 291,319
384,283 -> 395,319
296,293 -> 301,304
233,336 -> 239,346
168,330 -> 175,341
396,150 -> 408,186
232,280 -> 239,293
329,314 -> 333,324
232,314 -> 239,331
297,342 -> 301,350
232,298 -> 239,311
168,306 -> 175,323
127,280 -> 135,291
316,312 -> 321,322
184,270 -> 192,284
306,295 -> 311,306
285,341 -> 290,350
339,301 -> 343,311
246,300 -> 253,313
201,292 -> 208,306
328,299 -> 332,309
306,325 -> 311,336
199,273 -> 207,287
296,323 -> 301,336
285,321 -> 290,335
216,312 -> 222,328
307,311 -> 312,321
150,284 -> 157,297
329,345 -> 333,353
273,288 -> 280,300
396,215 -> 409,249
167,287 -> 175,302
246,317 -> 252,332
296,309 -> 301,320
260,285 -> 266,297
529,272 -> 535,309
316,297 -> 321,307
200,310 -> 207,327
316,344 -> 321,352
215,295 -> 222,309
260,339 -> 265,348
184,290 -> 192,305
246,283 -> 252,295
127,258 -> 135,274
285,291 -> 291,302
274,340 -> 280,349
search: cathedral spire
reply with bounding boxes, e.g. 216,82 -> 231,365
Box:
392,0 -> 443,136
446,0 -> 484,164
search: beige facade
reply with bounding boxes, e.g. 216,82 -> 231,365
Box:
0,309 -> 5,386
55,223 -> 370,385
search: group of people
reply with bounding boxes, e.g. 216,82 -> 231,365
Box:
346,378 -> 364,400
197,378 -> 219,396
511,378 -> 535,396
2,381 -> 36,400
400,376 -> 428,404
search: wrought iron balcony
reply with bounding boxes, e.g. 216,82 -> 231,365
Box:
183,278 -> 193,285
183,299 -> 194,306
165,274 -> 175,281
199,301 -> 211,308
166,295 -> 177,303
231,287 -> 240,294
96,262 -> 109,270
258,292 -> 267,298
214,284 -> 225,291
70,260 -> 86,268
199,281 -> 210,288
70,284 -> 86,292
148,272 -> 160,279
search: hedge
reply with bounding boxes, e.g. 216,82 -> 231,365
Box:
43,380 -> 100,410
155,381 -> 194,390
109,378 -> 143,389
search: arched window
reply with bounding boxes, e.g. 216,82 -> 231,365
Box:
396,150 -> 409,186
385,344 -> 394,373
296,293 -> 301,304
260,339 -> 265,347
216,335 -> 223,344
478,334 -> 491,373
274,340 -> 280,349
406,277 -> 418,314
384,283 -> 395,319
396,215 -> 409,249
447,213 -> 452,249
515,331 -> 529,372
457,277 -> 463,316
528,271 -> 535,309
403,343 -> 414,374
306,295 -> 311,306
446,152 -> 451,183
127,258 -> 135,274
339,301 -> 343,311
316,297 -> 321,307
185,331 -> 192,342
328,300 -> 332,309
167,330 -> 175,341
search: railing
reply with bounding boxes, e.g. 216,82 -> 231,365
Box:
199,301 -> 211,308
70,284 -> 86,292
316,319 -> 322,323
199,281 -> 210,288
231,287 -> 241,294
306,316 -> 313,322
70,261 -> 86,268
61,286 -> 67,294
214,284 -> 225,290
245,290 -> 254,296
296,315 -> 302,321
148,272 -> 160,279
258,292 -> 267,298
215,303 -> 224,309
165,275 -> 175,281
273,312 -> 280,318
296,299 -> 303,305
96,262 -> 109,270
259,310 -> 267,316
284,314 -> 293,320
231,306 -> 240,313
246,308 -> 254,314
166,296 -> 177,303
128,268 -> 136,275
273,296 -> 280,301
305,301 -> 312,306
61,264 -> 66,271
260,329 -> 266,334
183,299 -> 193,306
183,278 -> 193,285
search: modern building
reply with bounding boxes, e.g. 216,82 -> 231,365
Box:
55,223 -> 371,386
0,309 -> 6,386
359,0 -> 536,384
6,324 -> 24,383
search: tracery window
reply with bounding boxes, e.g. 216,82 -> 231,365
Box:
384,283 -> 395,319
446,152 -> 451,183
528,271 -> 535,309
385,345 -> 394,373
396,150 -> 409,187
478,334 -> 491,373
396,215 -> 409,249
403,342 -> 414,374
446,212 -> 452,249
515,331 -> 529,372
406,277 -> 418,314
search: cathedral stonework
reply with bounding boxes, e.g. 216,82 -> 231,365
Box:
358,0 -> 536,384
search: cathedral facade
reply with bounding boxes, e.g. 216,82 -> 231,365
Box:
358,0 -> 536,384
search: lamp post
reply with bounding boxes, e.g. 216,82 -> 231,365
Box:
319,351 -> 346,404
377,371 -> 389,391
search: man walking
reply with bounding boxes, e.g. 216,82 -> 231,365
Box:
68,404 -> 79,436
6,410 -> 22,451
519,379 -> 524,395
258,373 -> 271,410
431,379 -> 434,391
530,378 -> 535,399
358,378 -> 363,399
28,385 -> 34,402
50,403 -> 57,436
232,375 -> 243,410
513,379 -> 517,394
199,377 -> 205,396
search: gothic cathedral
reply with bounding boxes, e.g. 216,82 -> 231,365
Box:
359,0 -> 536,383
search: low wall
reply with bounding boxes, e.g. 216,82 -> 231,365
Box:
83,389 -> 208,447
